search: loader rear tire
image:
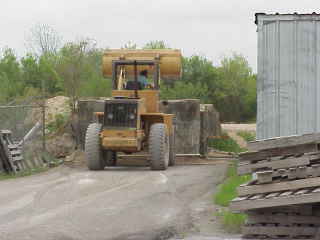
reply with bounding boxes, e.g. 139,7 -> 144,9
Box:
149,123 -> 169,171
85,123 -> 105,170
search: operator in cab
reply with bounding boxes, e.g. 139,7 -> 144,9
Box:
138,70 -> 148,89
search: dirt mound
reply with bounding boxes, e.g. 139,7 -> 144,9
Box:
26,96 -> 71,125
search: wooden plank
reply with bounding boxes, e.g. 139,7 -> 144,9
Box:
248,133 -> 320,152
239,143 -> 318,162
238,156 -> 310,175
242,225 -> 317,236
256,170 -> 273,184
247,214 -> 320,225
7,144 -> 19,150
10,150 -> 21,156
238,176 -> 320,196
230,189 -> 320,212
249,205 -> 313,215
12,156 -> 23,162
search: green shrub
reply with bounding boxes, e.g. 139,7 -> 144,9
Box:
46,113 -> 69,133
208,132 -> 246,153
237,131 -> 256,142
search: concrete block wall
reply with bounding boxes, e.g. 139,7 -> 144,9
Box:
77,99 -> 221,155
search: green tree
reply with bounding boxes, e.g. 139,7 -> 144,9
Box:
21,54 -> 41,89
57,39 -> 111,111
0,48 -> 24,102
161,81 -> 209,103
216,53 -> 256,122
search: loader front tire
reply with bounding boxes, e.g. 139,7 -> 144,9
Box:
149,123 -> 169,171
85,123 -> 105,170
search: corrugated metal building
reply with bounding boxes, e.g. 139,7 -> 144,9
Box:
256,13 -> 320,140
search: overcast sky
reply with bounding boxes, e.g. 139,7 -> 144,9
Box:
1,0 -> 320,72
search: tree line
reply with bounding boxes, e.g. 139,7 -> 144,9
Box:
0,24 -> 256,122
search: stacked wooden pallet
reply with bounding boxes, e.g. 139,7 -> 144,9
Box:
230,133 -> 320,239
0,130 -> 26,173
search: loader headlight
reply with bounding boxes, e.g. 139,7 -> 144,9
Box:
107,113 -> 113,119
129,113 -> 136,120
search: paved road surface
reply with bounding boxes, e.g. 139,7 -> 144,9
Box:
0,162 -> 233,240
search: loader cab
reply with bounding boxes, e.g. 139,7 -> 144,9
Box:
112,60 -> 160,91
110,60 -> 161,113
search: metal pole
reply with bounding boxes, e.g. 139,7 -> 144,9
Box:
41,79 -> 46,152
134,60 -> 138,98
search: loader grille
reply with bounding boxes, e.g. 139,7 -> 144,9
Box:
104,101 -> 137,128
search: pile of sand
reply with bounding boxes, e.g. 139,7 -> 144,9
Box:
26,96 -> 71,125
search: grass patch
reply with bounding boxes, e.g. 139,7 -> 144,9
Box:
208,132 -> 246,153
214,162 -> 251,206
0,166 -> 49,181
237,131 -> 256,142
214,161 -> 252,233
217,210 -> 247,233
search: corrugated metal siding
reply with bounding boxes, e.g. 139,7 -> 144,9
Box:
256,14 -> 320,140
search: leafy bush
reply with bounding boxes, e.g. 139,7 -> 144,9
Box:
208,132 -> 246,153
46,113 -> 69,133
237,131 -> 256,142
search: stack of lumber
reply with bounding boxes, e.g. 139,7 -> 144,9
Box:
230,133 -> 320,239
0,130 -> 26,173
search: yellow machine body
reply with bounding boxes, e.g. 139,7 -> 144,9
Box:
102,49 -> 182,80
97,49 -> 181,153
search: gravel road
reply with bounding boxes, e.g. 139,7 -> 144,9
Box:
0,162 -> 234,240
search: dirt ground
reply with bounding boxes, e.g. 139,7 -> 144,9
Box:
221,124 -> 256,133
222,124 -> 256,149
0,159 -> 240,240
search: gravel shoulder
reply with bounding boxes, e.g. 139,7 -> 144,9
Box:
0,161 -> 236,240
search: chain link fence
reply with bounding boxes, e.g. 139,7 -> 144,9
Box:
0,97 -> 47,172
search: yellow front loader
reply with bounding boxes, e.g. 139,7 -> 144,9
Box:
85,49 -> 182,170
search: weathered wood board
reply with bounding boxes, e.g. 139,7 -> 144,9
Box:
242,225 -> 317,236
238,156 -> 310,175
248,133 -> 320,152
231,187 -> 320,212
247,214 -> 320,225
239,143 -> 319,162
238,176 -> 320,196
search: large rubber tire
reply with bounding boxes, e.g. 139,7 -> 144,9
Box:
149,123 -> 169,171
169,127 -> 176,166
104,151 -> 117,166
85,123 -> 105,170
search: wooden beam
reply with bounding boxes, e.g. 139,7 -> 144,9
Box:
238,176 -> 320,196
247,214 -> 320,225
242,226 -> 317,236
247,205 -> 313,215
238,156 -> 310,175
248,133 -> 320,152
239,143 -> 318,162
231,188 -> 320,212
